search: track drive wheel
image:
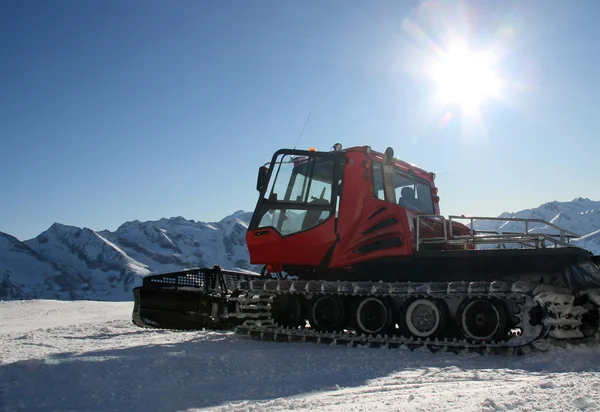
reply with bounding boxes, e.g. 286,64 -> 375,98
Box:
580,300 -> 600,337
272,294 -> 304,328
457,298 -> 507,342
310,295 -> 347,332
354,297 -> 394,336
402,298 -> 448,338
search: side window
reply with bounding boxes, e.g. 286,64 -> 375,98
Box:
372,161 -> 434,213
372,162 -> 384,200
266,154 -> 305,202
395,171 -> 434,214
415,184 -> 434,214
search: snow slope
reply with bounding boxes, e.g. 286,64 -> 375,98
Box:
573,228 -> 600,256
0,232 -> 67,300
24,223 -> 147,301
2,300 -> 600,411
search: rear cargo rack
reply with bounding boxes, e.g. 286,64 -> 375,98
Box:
416,215 -> 581,251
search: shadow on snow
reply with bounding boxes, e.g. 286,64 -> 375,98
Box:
1,328 -> 600,412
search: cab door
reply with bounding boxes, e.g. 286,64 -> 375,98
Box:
246,150 -> 343,267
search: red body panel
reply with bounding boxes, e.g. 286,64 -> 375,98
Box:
245,146 -> 460,270
330,197 -> 413,268
245,217 -> 336,267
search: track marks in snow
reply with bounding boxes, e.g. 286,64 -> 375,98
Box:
211,357 -> 600,412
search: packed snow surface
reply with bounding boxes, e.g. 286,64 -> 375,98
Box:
2,300 -> 600,411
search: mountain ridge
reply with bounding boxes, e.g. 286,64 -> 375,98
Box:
2,199 -> 599,301
1,213 -> 258,301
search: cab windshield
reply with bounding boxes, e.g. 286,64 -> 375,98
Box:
256,152 -> 337,236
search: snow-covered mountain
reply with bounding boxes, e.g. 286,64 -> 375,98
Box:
0,211 -> 257,301
1,200 -> 599,302
0,232 -> 66,300
470,198 -> 600,251
24,223 -> 149,301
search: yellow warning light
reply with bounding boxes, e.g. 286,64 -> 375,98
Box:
309,147 -> 316,152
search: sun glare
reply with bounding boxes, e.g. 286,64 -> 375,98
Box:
428,43 -> 502,112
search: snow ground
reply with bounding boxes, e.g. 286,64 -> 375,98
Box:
1,300 -> 600,412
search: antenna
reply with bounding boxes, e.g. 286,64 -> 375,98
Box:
293,113 -> 312,149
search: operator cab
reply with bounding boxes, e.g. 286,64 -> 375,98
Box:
247,144 -> 450,272
250,147 -> 344,237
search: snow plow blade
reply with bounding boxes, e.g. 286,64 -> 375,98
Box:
132,266 -> 263,330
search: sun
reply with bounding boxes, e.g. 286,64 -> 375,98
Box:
428,42 -> 502,112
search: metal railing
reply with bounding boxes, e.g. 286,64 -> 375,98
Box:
415,214 -> 582,252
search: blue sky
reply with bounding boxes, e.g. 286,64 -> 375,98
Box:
2,0 -> 600,240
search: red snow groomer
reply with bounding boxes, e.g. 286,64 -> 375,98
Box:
133,144 -> 600,354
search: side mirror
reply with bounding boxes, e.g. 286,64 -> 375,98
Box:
256,166 -> 268,192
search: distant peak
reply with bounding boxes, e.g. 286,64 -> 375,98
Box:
155,216 -> 192,227
542,200 -> 558,208
219,210 -> 252,225
114,219 -> 141,231
48,222 -> 80,232
0,230 -> 20,242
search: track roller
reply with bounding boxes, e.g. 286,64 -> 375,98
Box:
309,295 -> 346,332
402,298 -> 448,338
354,297 -> 394,335
272,294 -> 305,328
457,298 -> 507,342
